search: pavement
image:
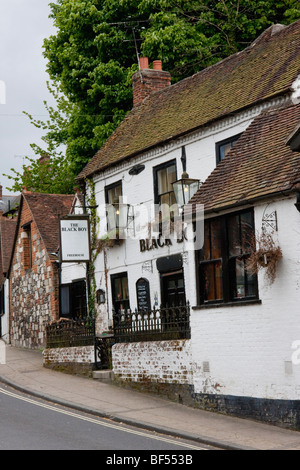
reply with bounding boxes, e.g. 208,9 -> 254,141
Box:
1,344 -> 300,451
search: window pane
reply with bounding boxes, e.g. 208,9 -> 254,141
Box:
210,219 -> 222,258
160,193 -> 170,206
60,286 -> 70,315
215,262 -> 223,300
203,219 -> 222,260
121,276 -> 129,300
203,222 -> 211,260
203,264 -> 215,301
235,258 -> 246,298
203,261 -> 223,301
107,184 -> 122,204
157,168 -> 168,196
169,191 -> 177,207
228,214 -> 241,256
219,142 -> 232,160
246,268 -> 256,297
114,278 -> 122,300
241,212 -> 254,253
233,257 -> 256,298
167,164 -> 176,191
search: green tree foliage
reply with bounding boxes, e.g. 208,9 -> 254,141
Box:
5,0 -> 300,193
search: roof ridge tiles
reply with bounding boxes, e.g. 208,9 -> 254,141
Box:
77,19 -> 300,181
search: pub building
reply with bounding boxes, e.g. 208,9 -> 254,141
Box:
61,21 -> 300,428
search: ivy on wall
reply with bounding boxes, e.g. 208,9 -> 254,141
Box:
85,178 -> 100,318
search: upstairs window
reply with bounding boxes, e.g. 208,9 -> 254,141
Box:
153,160 -> 177,207
105,181 -> 122,232
198,209 -> 258,305
216,134 -> 241,164
105,180 -> 122,205
153,160 -> 177,232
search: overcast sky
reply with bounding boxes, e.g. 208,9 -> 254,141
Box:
0,0 -> 56,194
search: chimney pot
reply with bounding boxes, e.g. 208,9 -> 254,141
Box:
139,57 -> 149,70
153,60 -> 162,71
132,59 -> 171,107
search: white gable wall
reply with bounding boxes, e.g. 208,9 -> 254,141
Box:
191,196 -> 300,401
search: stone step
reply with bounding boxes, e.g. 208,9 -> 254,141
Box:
93,369 -> 113,382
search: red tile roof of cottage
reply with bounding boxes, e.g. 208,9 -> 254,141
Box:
22,193 -> 74,254
77,20 -> 300,181
188,103 -> 300,214
0,216 -> 17,282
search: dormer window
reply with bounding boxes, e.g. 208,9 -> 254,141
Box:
216,134 -> 242,164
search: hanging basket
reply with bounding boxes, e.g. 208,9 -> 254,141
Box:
247,230 -> 282,284
96,230 -> 124,253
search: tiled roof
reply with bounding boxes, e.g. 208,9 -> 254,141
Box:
77,20 -> 300,181
0,216 -> 17,279
188,103 -> 300,213
23,193 -> 74,254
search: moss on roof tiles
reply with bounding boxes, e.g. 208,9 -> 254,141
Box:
190,103 -> 300,212
78,20 -> 300,181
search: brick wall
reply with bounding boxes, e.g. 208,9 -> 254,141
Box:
43,345 -> 94,365
132,68 -> 171,107
10,199 -> 59,349
112,339 -> 193,384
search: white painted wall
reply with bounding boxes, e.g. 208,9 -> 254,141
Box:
90,106 -> 261,323
191,196 -> 300,400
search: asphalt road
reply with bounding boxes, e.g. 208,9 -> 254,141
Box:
0,385 -> 216,452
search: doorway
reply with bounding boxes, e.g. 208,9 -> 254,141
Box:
161,270 -> 186,307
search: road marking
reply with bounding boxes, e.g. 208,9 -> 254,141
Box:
0,387 -> 205,450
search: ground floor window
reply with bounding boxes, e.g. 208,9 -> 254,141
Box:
198,209 -> 258,304
111,272 -> 130,314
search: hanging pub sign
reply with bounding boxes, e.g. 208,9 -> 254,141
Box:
59,215 -> 91,262
136,278 -> 151,312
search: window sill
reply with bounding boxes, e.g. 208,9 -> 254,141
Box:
192,299 -> 262,310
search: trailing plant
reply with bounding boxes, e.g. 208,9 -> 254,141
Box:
96,233 -> 119,253
85,178 -> 100,318
247,230 -> 282,284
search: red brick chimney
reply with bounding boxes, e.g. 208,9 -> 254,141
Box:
132,57 -> 171,107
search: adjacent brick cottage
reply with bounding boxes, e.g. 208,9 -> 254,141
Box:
0,212 -> 18,342
9,192 -> 74,349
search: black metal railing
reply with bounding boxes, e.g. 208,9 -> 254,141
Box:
46,317 -> 95,349
94,334 -> 114,370
113,303 -> 190,343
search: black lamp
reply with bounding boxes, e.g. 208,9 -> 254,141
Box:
173,171 -> 201,207
173,146 -> 201,206
107,198 -> 130,237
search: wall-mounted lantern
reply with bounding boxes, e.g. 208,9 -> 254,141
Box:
173,171 -> 201,207
96,289 -> 106,304
106,199 -> 130,237
173,146 -> 201,207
